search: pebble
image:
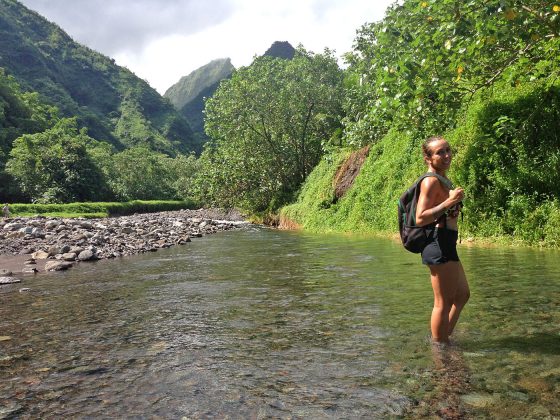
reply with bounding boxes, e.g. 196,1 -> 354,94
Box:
0,209 -> 248,273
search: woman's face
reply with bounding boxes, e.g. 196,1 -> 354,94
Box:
425,139 -> 452,171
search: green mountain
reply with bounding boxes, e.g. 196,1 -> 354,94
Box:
0,0 -> 198,155
164,42 -> 295,142
164,58 -> 234,142
165,58 -> 234,110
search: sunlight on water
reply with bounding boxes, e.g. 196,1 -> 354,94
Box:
1,227 -> 559,418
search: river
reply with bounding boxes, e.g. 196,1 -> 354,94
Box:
1,226 -> 559,418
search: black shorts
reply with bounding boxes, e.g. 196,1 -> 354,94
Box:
421,227 -> 459,265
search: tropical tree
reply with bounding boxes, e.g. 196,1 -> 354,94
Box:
344,0 -> 560,146
6,117 -> 109,202
108,146 -> 178,201
199,47 -> 345,212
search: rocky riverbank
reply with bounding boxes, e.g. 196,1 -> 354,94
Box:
0,208 -> 248,277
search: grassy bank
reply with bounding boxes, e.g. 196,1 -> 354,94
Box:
281,80 -> 560,248
6,199 -> 198,218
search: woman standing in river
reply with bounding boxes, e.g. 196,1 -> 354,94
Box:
415,136 -> 470,344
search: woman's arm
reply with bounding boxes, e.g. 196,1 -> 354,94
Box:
416,177 -> 464,226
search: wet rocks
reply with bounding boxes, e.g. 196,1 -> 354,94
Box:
44,261 -> 74,272
0,209 -> 247,273
0,276 -> 21,284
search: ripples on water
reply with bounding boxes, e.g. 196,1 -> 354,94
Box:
1,227 -> 559,418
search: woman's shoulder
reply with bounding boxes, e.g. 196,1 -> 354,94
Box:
420,175 -> 447,193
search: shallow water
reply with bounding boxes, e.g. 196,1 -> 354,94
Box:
1,227 -> 559,418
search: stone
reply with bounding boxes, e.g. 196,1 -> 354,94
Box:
45,220 -> 60,230
62,252 -> 77,261
0,269 -> 12,276
77,249 -> 97,261
22,267 -> 39,274
0,277 -> 21,284
3,222 -> 24,231
47,246 -> 61,256
20,247 -> 35,254
44,261 -> 73,271
19,288 -> 31,292
31,250 -> 50,260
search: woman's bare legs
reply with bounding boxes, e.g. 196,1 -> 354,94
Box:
429,261 -> 470,343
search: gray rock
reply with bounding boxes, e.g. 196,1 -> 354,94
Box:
19,226 -> 33,235
22,267 -> 39,274
62,252 -> 77,261
48,246 -> 61,256
31,250 -> 50,259
3,222 -> 24,231
77,249 -> 97,261
44,261 -> 73,271
0,277 -> 21,284
0,269 -> 13,276
45,220 -> 60,230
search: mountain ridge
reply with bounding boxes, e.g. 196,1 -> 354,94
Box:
0,0 -> 198,155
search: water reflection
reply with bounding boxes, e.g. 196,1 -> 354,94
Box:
0,227 -> 559,418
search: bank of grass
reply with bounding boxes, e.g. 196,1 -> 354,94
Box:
7,199 -> 198,218
281,80 -> 560,248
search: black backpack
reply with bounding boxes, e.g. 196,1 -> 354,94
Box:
397,172 -> 451,253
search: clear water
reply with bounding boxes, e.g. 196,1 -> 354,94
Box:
1,227 -> 559,418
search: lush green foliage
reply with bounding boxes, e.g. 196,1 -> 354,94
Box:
0,0 -> 197,154
344,0 -> 560,146
198,48 -> 345,212
280,0 -> 560,247
281,130 -> 425,233
450,79 -> 560,245
105,147 -> 179,201
6,118 -> 110,203
282,78 -> 560,246
8,200 -> 197,218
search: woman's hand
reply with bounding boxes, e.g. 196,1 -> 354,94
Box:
448,187 -> 464,205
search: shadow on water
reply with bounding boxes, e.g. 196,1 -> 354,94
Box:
464,333 -> 560,355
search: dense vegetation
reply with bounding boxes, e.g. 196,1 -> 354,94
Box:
164,58 -> 235,147
196,48 -> 345,213
9,200 -> 196,218
281,0 -> 560,246
3,0 -> 560,247
0,0 -> 198,155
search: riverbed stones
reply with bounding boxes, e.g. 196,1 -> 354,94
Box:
0,209 -> 247,271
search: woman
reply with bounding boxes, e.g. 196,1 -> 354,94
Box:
415,136 -> 470,344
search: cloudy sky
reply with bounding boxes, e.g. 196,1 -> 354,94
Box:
19,0 -> 395,94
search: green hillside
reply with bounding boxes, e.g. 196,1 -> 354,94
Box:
0,0 -> 197,155
164,58 -> 234,145
164,58 -> 234,111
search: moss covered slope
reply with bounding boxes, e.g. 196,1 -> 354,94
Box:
282,80 -> 560,247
